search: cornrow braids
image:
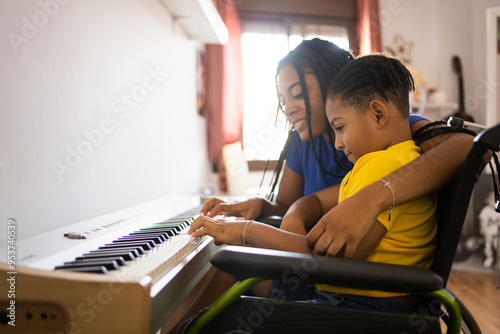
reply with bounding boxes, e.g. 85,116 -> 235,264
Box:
327,54 -> 415,118
265,38 -> 354,200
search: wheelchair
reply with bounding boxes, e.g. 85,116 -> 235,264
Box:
183,122 -> 500,334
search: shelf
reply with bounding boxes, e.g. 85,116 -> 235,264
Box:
162,0 -> 228,44
411,101 -> 458,121
411,101 -> 458,110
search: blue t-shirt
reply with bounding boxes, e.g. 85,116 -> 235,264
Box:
285,113 -> 428,196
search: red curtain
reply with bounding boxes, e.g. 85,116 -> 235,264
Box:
357,0 -> 382,55
205,0 -> 244,192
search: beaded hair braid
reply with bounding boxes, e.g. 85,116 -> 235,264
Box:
264,39 -> 354,201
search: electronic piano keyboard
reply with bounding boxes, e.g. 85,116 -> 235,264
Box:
0,194 -> 218,333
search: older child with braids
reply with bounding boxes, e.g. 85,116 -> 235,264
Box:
201,39 -> 357,220
186,54 -> 437,316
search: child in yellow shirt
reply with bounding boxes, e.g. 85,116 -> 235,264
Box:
187,54 -> 437,313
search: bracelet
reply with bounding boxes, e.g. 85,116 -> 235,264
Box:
377,179 -> 395,222
242,220 -> 253,246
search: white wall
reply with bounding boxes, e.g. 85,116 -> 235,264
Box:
473,2 -> 500,126
0,0 -> 212,240
380,0 -> 500,125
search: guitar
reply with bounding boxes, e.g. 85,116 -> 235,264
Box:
447,55 -> 474,122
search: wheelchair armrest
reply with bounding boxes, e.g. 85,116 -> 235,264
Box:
256,215 -> 283,228
211,246 -> 444,294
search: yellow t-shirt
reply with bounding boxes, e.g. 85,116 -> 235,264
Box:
316,140 -> 437,297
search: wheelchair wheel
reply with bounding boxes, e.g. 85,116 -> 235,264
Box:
457,296 -> 482,334
444,290 -> 482,334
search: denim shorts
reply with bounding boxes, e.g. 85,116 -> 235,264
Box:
267,280 -> 418,314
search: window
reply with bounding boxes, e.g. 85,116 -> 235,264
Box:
241,20 -> 350,163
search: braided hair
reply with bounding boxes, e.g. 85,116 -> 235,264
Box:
264,38 -> 354,201
327,54 -> 415,117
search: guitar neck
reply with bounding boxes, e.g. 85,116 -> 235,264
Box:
458,75 -> 465,112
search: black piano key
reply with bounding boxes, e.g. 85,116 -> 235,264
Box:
117,235 -> 165,244
168,216 -> 192,220
113,235 -> 163,247
154,220 -> 188,226
139,227 -> 180,235
155,219 -> 188,223
68,257 -> 126,266
164,220 -> 191,227
55,265 -> 109,274
111,240 -> 155,247
133,230 -> 177,238
164,225 -> 185,232
143,223 -> 183,228
143,234 -> 167,241
86,248 -> 140,258
122,239 -> 156,248
151,225 -> 186,233
101,241 -> 152,251
163,215 -> 198,222
167,214 -> 193,218
109,240 -> 154,250
56,260 -> 120,271
92,246 -> 145,255
131,230 -> 176,237
154,221 -> 189,228
98,245 -> 146,254
137,228 -> 178,234
76,254 -> 131,262
128,231 -> 171,240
